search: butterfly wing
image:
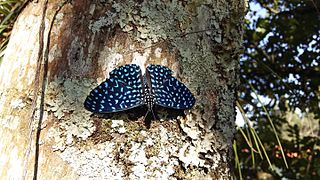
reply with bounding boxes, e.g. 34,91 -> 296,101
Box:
147,64 -> 195,109
84,64 -> 144,113
109,64 -> 143,90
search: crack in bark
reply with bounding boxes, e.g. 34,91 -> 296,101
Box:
23,1 -> 69,179
23,0 -> 48,179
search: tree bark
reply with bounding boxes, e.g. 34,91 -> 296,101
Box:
0,0 -> 246,179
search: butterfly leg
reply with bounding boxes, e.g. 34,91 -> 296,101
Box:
143,108 -> 158,128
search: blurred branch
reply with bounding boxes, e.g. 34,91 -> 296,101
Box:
310,0 -> 320,15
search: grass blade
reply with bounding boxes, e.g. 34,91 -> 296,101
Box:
249,83 -> 289,169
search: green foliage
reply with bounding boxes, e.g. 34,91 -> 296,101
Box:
0,0 -> 24,60
237,0 -> 320,179
241,0 -> 320,117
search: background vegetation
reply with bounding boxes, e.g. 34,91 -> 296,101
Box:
236,0 -> 319,179
0,0 -> 25,61
1,0 -> 319,179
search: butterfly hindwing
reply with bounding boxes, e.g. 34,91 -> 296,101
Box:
147,64 -> 195,109
84,64 -> 144,113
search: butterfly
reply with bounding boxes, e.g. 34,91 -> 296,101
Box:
84,64 -> 195,119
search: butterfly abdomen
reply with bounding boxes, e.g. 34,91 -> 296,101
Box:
143,88 -> 155,110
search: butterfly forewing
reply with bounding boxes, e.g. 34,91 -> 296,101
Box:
109,64 -> 143,91
84,64 -> 144,113
147,64 -> 172,89
147,64 -> 195,109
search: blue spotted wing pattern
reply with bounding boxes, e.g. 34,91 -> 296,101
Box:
84,64 -> 144,113
84,64 -> 195,115
147,64 -> 195,109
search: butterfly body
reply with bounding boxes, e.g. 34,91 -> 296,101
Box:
84,64 -> 195,117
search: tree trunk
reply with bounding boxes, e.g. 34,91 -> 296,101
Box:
0,0 -> 246,179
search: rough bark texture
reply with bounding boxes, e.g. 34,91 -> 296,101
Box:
0,0 -> 246,179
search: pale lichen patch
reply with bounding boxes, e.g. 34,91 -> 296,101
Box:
46,78 -> 95,148
117,127 -> 126,134
0,115 -> 20,130
10,99 -> 25,109
51,119 -> 187,179
48,44 -> 62,63
59,143 -> 124,179
132,51 -> 150,72
179,115 -> 200,140
97,47 -> 124,77
154,48 -> 162,58
106,0 -> 188,42
89,11 -> 116,34
111,120 -> 123,128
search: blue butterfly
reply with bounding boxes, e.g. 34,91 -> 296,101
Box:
84,64 -> 195,119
